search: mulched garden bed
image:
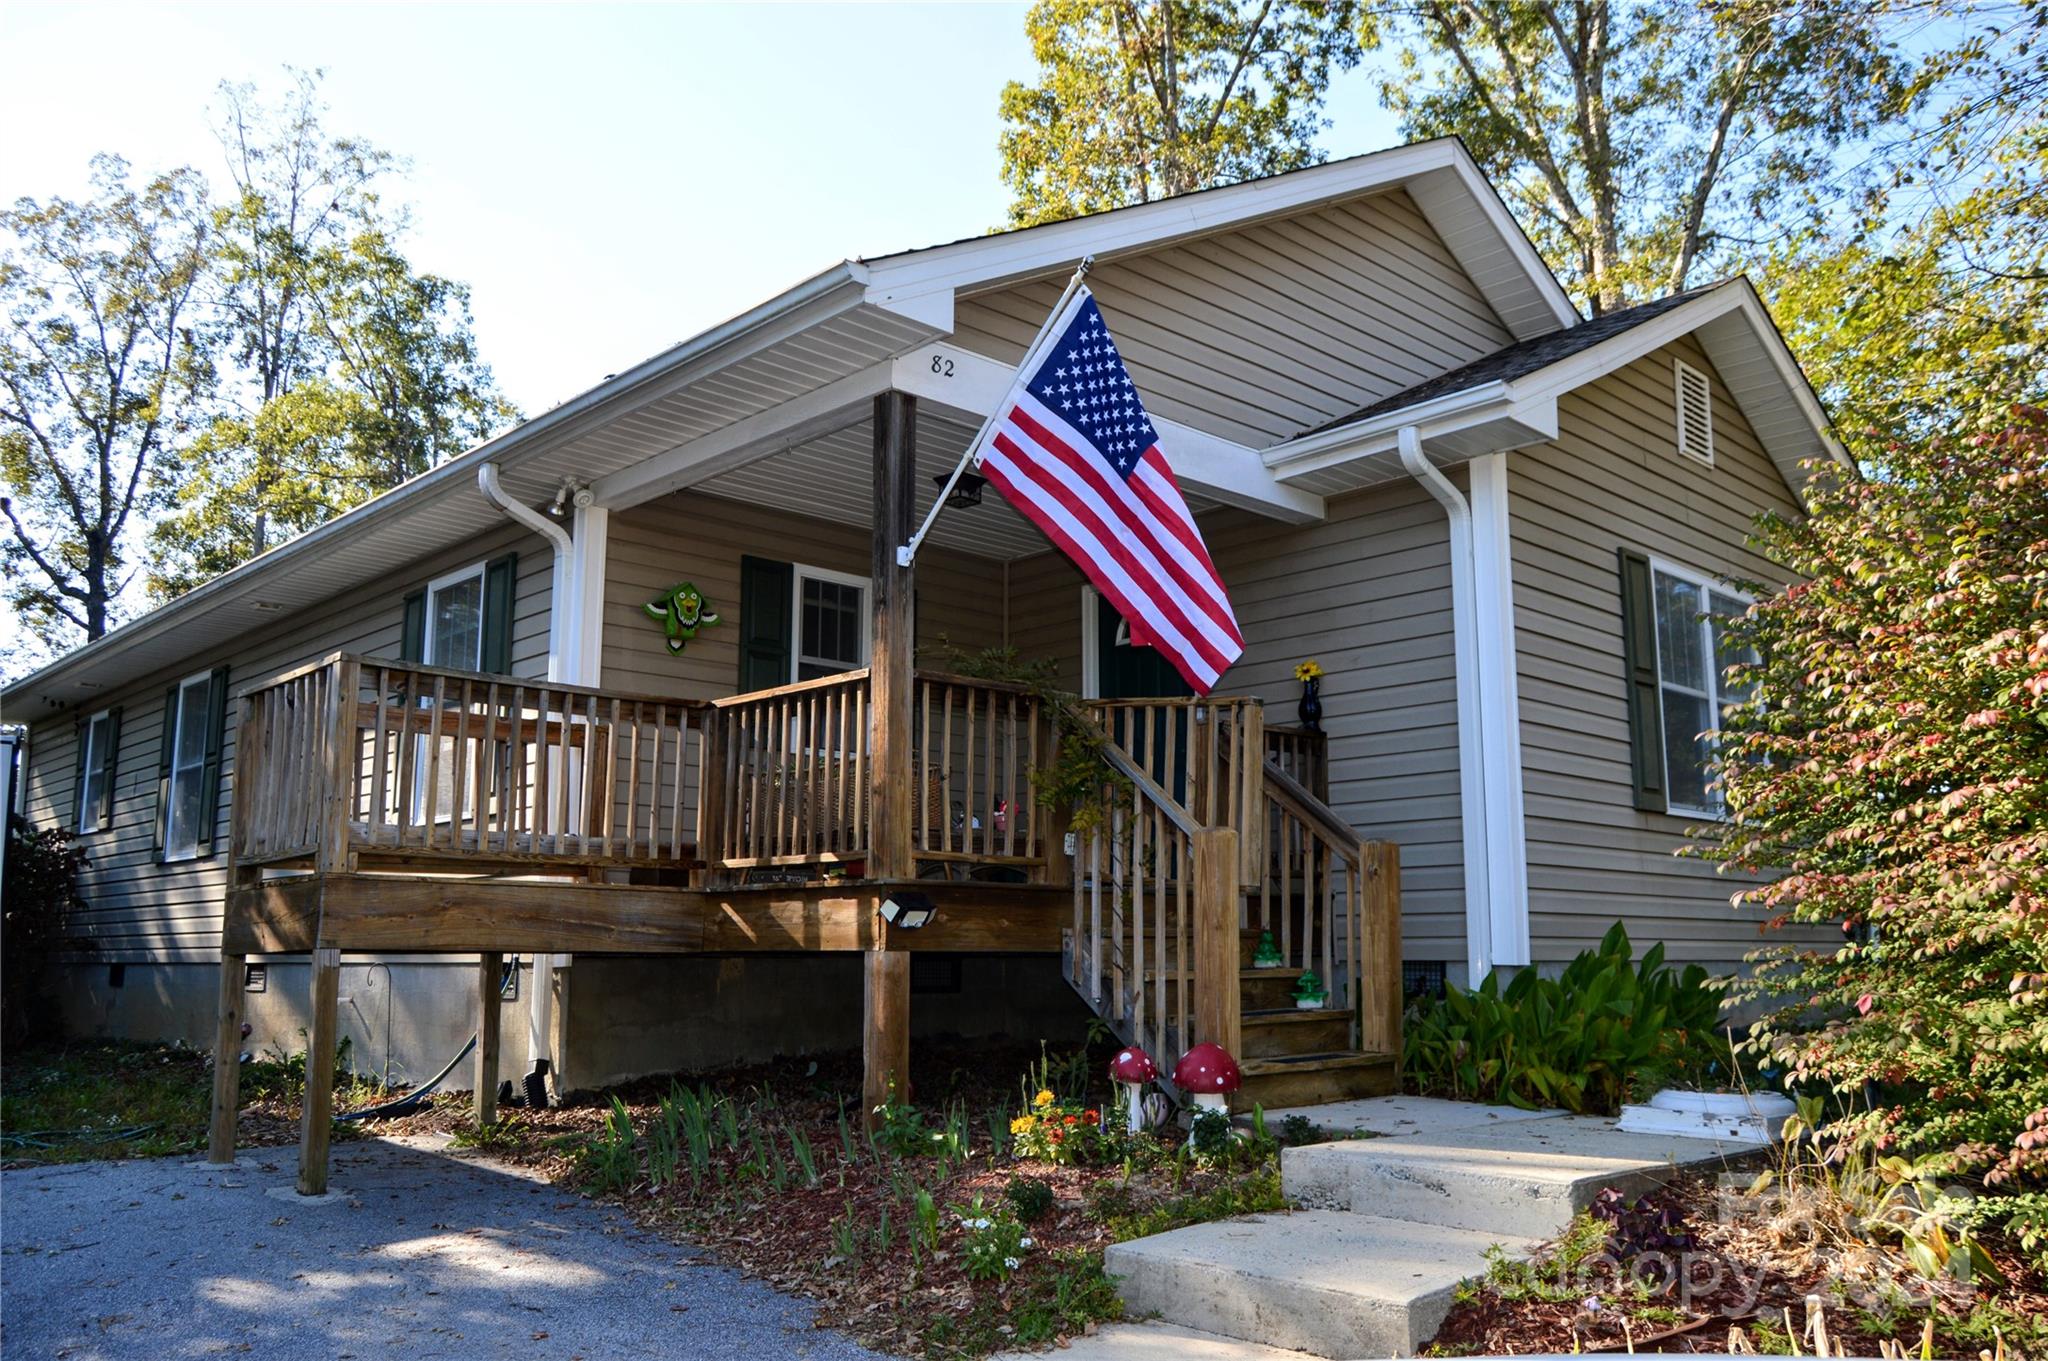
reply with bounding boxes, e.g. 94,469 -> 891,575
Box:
379,1037 -> 1287,1357
1425,1172 -> 2048,1358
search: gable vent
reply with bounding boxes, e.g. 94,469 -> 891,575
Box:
1675,359 -> 1714,465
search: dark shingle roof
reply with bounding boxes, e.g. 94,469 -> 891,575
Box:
1302,284 -> 1724,438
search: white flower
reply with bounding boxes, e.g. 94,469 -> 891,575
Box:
1019,1237 -> 1034,1249
1003,1256 -> 1021,1270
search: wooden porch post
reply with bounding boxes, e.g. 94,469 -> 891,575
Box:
862,946 -> 911,1124
864,390 -> 916,1127
207,949 -> 246,1163
475,952 -> 503,1126
296,947 -> 341,1195
1359,840 -> 1403,1056
869,389 -> 916,881
1192,827 -> 1242,1061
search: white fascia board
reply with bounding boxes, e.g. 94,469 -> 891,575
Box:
862,139 -> 1574,334
890,341 -> 1325,524
1265,387 -> 1559,482
1263,282 -> 1850,498
590,359 -> 897,509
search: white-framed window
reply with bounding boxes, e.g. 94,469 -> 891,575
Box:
162,671 -> 217,861
1650,559 -> 1753,817
1674,359 -> 1714,466
423,560 -> 487,669
77,708 -> 117,833
793,564 -> 868,682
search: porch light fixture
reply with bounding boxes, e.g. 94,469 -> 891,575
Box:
880,890 -> 938,931
933,470 -> 986,509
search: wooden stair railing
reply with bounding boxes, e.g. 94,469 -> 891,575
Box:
1067,733 -> 1239,1092
1064,701 -> 1402,1102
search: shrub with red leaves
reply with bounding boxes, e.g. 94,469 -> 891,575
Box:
1711,409 -> 2048,1255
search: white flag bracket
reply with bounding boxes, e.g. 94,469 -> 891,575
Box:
894,255 -> 1094,569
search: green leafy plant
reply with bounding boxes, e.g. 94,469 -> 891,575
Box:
0,817 -> 94,1047
1006,1175 -> 1057,1222
952,1195 -> 1032,1283
576,1096 -> 639,1194
1709,413 -> 2048,1254
1402,922 -> 1721,1115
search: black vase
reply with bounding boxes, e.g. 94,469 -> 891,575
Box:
1298,676 -> 1323,732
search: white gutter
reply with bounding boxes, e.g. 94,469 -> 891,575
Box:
474,460 -> 575,1094
1399,427 -> 1495,985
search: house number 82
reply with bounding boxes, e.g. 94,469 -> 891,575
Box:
930,355 -> 955,377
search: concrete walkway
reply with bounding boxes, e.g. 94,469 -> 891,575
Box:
1,1134 -> 882,1361
1108,1096 -> 1757,1359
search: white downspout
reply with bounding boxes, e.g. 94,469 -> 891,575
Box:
1399,428 -> 1494,986
475,461 -> 573,1088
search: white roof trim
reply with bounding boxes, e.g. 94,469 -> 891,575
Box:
860,138 -> 1580,340
1263,280 -> 1850,499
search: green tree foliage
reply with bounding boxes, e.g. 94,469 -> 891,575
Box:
146,75 -> 515,600
1365,2 -> 1911,312
0,158 -> 212,642
998,0 -> 1364,227
1712,412 -> 2048,1248
1764,3 -> 2047,455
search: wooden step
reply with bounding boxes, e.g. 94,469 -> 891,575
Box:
1239,1051 -> 1399,1110
1240,1008 -> 1354,1060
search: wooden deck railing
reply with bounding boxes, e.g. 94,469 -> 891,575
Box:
702,669 -> 871,869
914,672 -> 1057,874
232,654 -> 708,870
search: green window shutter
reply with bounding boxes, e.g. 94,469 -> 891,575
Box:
88,707 -> 123,832
738,556 -> 794,691
401,589 -> 427,663
482,552 -> 518,676
1618,548 -> 1667,813
195,666 -> 230,855
153,684 -> 178,858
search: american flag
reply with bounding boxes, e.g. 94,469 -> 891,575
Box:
972,287 -> 1243,693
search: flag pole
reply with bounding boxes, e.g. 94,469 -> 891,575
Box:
895,255 -> 1094,568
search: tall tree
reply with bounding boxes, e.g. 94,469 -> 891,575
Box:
1366,2 -> 1911,312
0,158 -> 211,644
1762,0 -> 2047,454
998,0 -> 1365,227
203,70 -> 393,557
146,74 -> 515,599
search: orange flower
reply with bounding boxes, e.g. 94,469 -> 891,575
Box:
1063,1114 -> 1078,1126
1082,1109 -> 1099,1123
1048,1128 -> 1064,1143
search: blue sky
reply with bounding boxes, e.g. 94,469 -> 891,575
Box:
1,2 -> 1402,416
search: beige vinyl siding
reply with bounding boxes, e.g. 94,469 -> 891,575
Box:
951,189 -> 1513,448
1002,549 -> 1087,690
20,523 -> 552,963
1206,480 -> 1465,961
1509,335 -> 1803,962
600,491 -> 1005,702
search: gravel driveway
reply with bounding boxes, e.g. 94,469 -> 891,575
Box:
1,1134 -> 886,1360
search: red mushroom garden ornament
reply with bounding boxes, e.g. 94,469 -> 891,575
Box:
1173,1042 -> 1242,1120
1109,1046 -> 1160,1135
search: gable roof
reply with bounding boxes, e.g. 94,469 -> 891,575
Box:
1263,278 -> 1850,500
1301,286 -> 1718,436
2,139 -> 1582,714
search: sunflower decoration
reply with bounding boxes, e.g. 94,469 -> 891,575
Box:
1294,659 -> 1324,683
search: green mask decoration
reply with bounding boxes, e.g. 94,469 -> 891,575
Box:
644,582 -> 721,655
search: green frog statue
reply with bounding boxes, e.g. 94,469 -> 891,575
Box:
1292,970 -> 1328,1010
1252,930 -> 1283,969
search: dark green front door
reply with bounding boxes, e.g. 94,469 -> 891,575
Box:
1096,596 -> 1193,701
1095,595 -> 1191,799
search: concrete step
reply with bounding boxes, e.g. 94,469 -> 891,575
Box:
1238,1051 -> 1398,1109
1282,1113 -> 1743,1240
1105,1209 -> 1529,1359
1239,1008 -> 1354,1059
995,1320 -> 1322,1360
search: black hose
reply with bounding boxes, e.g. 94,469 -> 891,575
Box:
337,1034 -> 478,1122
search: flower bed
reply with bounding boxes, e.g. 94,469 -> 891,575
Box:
390,1038 -> 1286,1357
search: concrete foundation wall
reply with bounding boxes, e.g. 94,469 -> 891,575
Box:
53,953 -> 1090,1095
